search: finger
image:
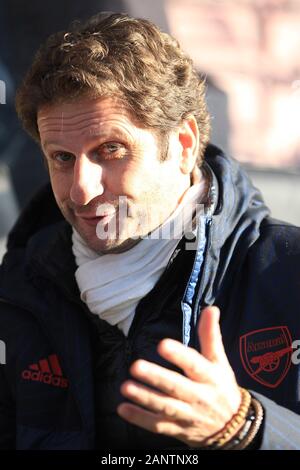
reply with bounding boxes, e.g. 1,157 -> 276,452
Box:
156,338 -> 215,383
120,379 -> 198,423
198,306 -> 229,364
117,402 -> 186,439
129,359 -> 208,402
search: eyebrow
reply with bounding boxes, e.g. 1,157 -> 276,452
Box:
42,127 -> 132,151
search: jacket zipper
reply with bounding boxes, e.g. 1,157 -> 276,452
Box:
192,217 -> 213,330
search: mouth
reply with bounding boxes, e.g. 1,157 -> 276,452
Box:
75,211 -> 116,227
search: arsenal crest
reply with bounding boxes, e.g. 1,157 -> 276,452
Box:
239,326 -> 293,388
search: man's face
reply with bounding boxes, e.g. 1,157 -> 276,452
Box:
38,97 -> 192,253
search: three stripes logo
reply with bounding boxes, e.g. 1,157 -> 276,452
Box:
21,354 -> 69,388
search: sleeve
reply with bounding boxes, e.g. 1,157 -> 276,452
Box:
0,366 -> 16,449
251,390 -> 300,450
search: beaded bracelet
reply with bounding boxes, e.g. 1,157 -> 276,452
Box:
201,391 -> 264,450
201,387 -> 252,449
223,397 -> 264,450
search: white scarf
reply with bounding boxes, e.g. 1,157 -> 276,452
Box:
72,181 -> 206,336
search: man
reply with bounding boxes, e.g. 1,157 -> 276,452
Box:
1,12 -> 300,450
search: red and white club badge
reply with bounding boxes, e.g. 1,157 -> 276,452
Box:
239,326 -> 293,388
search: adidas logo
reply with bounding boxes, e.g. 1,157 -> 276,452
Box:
21,354 -> 69,388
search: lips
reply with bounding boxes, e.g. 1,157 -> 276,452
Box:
76,213 -> 114,219
75,207 -> 117,219
77,216 -> 101,227
75,210 -> 116,227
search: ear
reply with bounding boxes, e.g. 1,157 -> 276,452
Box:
178,115 -> 199,174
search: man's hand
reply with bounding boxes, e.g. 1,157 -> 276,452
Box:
117,306 -> 242,448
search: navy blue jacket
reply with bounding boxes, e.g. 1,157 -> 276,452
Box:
1,144 -> 300,449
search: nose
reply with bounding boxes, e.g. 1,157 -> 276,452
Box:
70,154 -> 104,205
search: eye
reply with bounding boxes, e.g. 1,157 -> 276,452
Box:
98,142 -> 126,159
52,152 -> 74,164
104,142 -> 121,152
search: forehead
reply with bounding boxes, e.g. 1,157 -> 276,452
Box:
37,96 -> 141,138
38,95 -> 129,115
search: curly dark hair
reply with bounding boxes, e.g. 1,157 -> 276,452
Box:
16,12 -> 211,164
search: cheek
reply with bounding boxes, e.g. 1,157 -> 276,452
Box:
49,170 -> 71,204
118,156 -> 164,194
109,164 -> 144,197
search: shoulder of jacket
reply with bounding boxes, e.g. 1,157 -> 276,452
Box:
258,217 -> 300,243
246,217 -> 300,269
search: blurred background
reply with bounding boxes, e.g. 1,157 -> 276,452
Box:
0,0 -> 300,261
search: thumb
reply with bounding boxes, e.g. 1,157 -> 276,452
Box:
198,305 -> 228,364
